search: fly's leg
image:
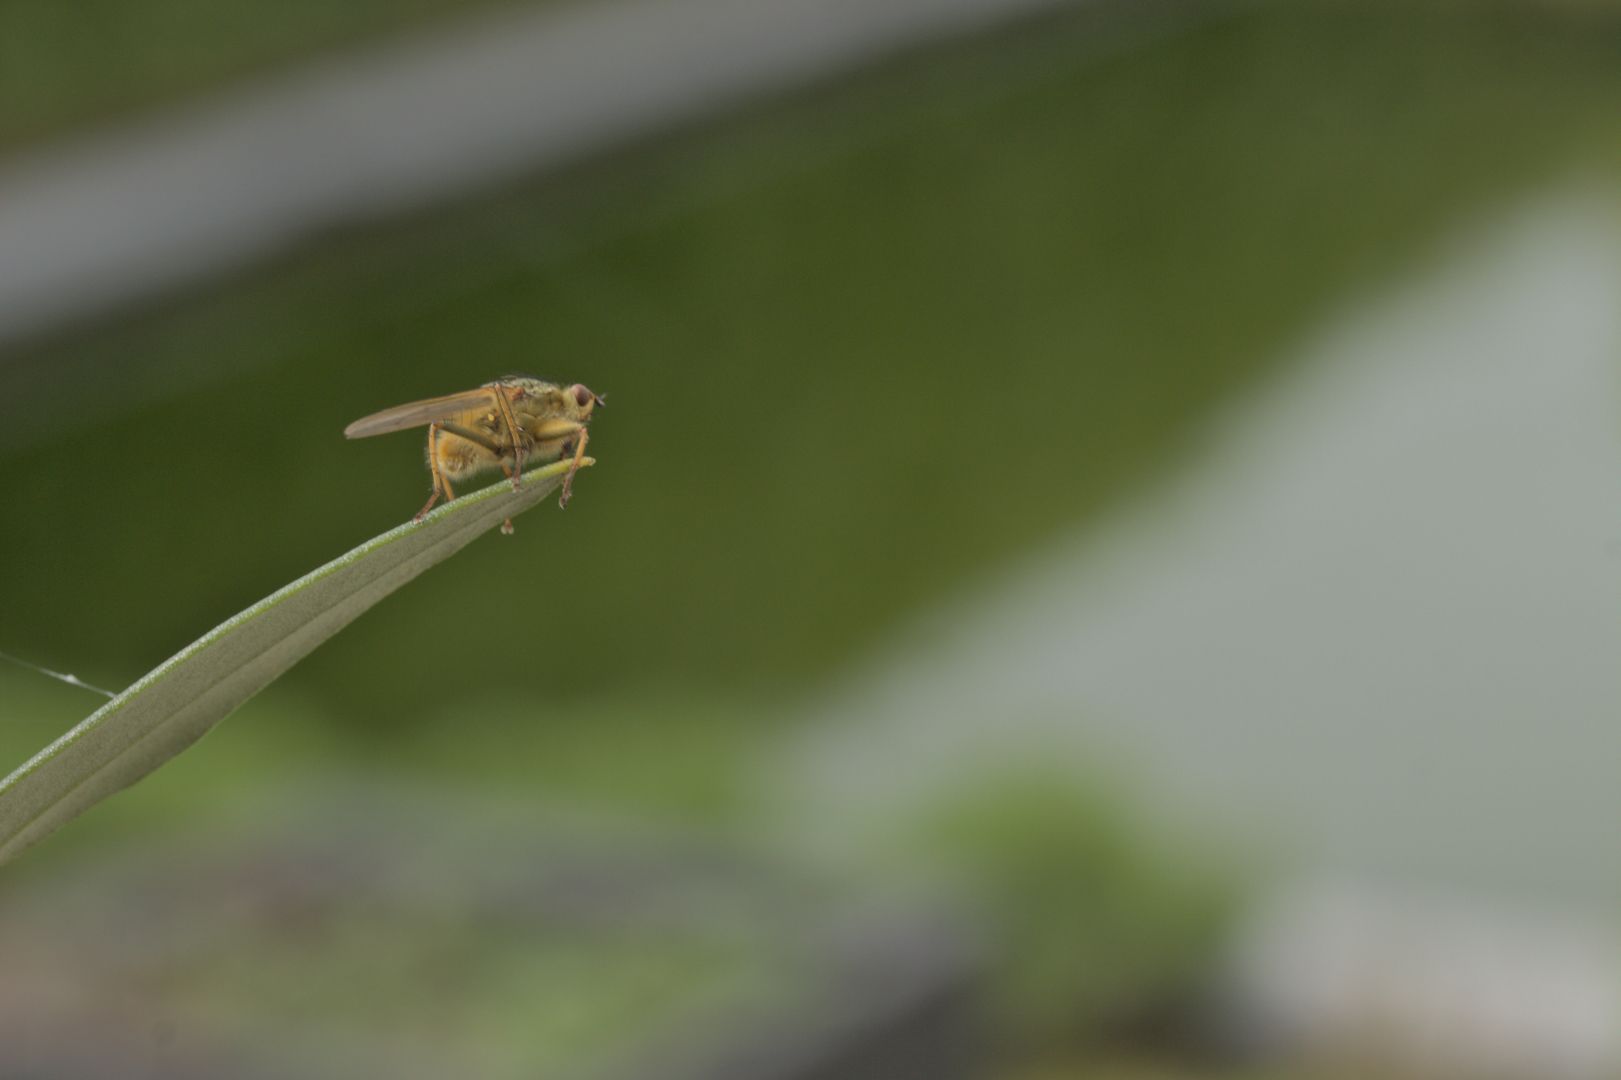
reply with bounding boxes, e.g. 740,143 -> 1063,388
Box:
414,422 -> 456,523
440,421 -> 505,455
441,420 -> 519,485
488,386 -> 526,491
529,418 -> 591,509
558,426 -> 589,509
440,419 -> 519,535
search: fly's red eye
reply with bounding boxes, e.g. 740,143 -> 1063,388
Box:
572,384 -> 595,408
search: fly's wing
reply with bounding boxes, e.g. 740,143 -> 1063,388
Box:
343,387 -> 502,439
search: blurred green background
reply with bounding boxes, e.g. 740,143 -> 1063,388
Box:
3,2 -> 1620,1077
6,4 -> 1618,720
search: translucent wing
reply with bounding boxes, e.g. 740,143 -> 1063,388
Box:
343,387 -> 505,439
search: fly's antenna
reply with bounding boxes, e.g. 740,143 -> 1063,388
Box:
0,648 -> 116,700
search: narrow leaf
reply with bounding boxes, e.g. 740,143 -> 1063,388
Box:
0,458 -> 593,865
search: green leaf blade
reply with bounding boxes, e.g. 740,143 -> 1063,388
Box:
0,458 -> 592,865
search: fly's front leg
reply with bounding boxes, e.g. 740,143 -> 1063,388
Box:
529,419 -> 590,508
559,427 -> 589,508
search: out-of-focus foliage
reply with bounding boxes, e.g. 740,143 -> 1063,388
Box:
0,0 -> 546,152
1007,1062 -> 1374,1080
904,767 -> 1231,1046
0,798 -> 819,1079
3,5 -> 1618,733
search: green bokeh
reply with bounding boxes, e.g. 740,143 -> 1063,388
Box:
4,5 -> 1618,732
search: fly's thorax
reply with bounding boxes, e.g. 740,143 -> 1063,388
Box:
489,375 -> 558,398
486,377 -> 601,446
515,386 -> 594,425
